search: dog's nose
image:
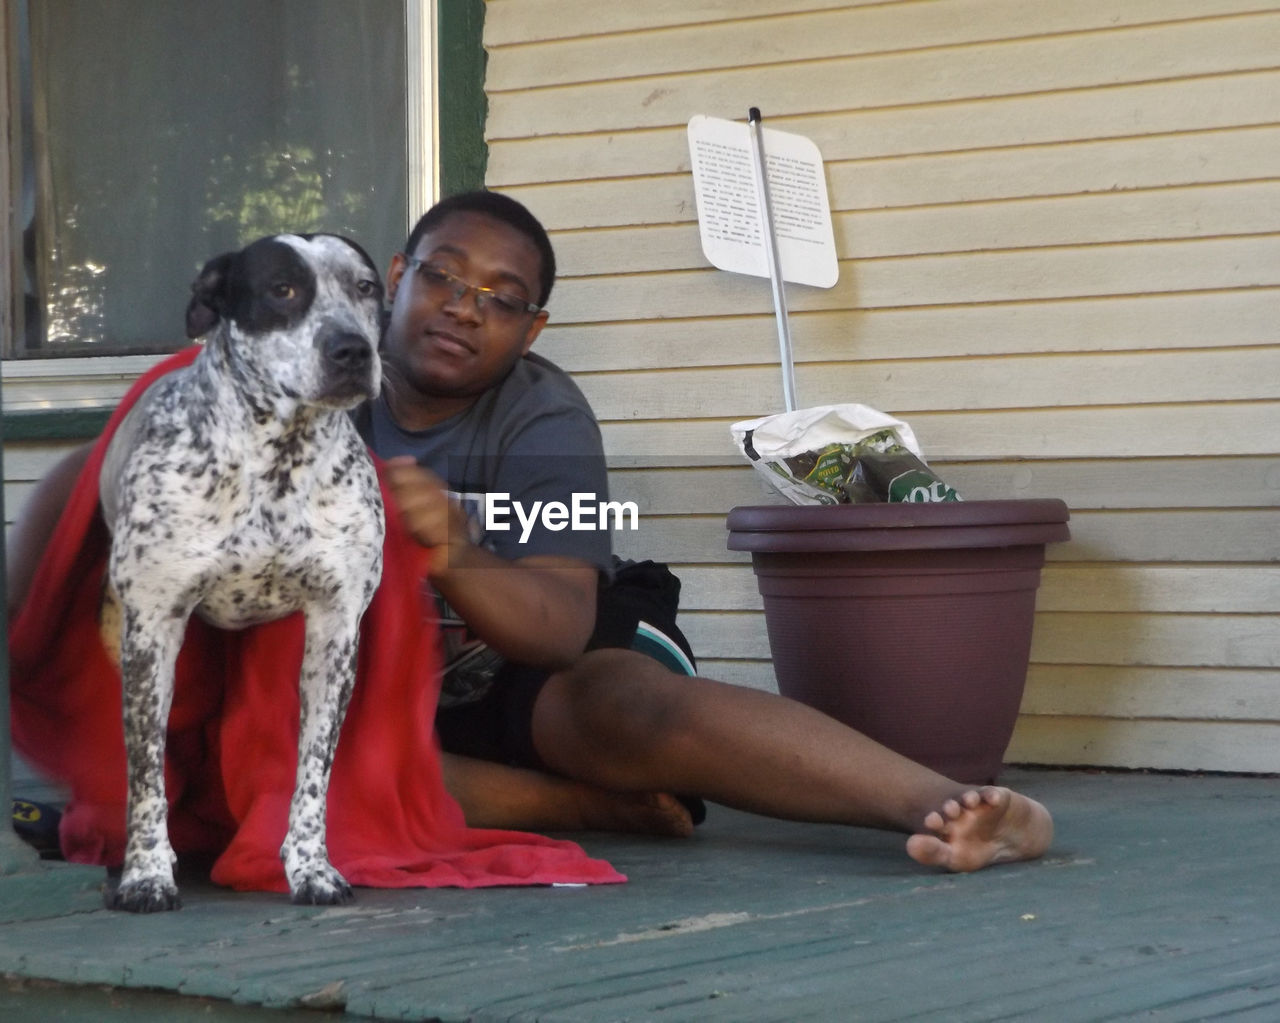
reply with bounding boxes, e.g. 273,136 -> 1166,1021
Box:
323,332 -> 373,372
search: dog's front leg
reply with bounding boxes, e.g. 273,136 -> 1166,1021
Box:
109,608 -> 186,912
281,609 -> 360,905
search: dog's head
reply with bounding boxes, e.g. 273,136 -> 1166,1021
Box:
186,234 -> 384,409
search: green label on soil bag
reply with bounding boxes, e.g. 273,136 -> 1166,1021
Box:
887,470 -> 961,503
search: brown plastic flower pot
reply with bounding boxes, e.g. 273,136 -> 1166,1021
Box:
726,499 -> 1071,784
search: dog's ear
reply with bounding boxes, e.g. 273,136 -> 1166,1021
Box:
186,252 -> 235,338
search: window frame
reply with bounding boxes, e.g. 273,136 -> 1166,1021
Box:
0,0 -> 487,439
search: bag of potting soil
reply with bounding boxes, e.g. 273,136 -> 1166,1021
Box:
731,403 -> 961,506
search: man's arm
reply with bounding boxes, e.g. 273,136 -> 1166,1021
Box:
383,456 -> 597,669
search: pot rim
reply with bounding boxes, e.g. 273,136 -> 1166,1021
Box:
726,499 -> 1071,553
727,498 -> 1069,532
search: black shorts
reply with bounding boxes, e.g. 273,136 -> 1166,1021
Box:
435,559 -> 696,771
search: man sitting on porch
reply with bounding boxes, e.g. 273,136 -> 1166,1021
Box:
8,190 -> 1052,874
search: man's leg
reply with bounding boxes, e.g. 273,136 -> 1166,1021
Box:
440,752 -> 694,836
529,648 -> 1052,871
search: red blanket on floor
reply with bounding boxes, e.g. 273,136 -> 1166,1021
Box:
9,346 -> 624,891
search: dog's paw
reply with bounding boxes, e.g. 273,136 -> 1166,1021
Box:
106,873 -> 182,913
289,865 -> 354,906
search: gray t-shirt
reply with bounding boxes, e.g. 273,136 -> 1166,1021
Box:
353,352 -> 613,704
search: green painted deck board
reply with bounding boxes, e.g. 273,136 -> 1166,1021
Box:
3,769 -> 1279,1020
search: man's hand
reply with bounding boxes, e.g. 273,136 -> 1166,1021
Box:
380,455 -> 598,669
382,456 -> 472,575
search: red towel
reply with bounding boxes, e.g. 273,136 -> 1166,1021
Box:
9,346 -> 624,891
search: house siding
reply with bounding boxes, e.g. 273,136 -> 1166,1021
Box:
5,1 -> 1277,773
481,0 -> 1280,771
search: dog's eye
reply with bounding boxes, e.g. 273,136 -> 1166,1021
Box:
271,282 -> 297,301
356,279 -> 378,297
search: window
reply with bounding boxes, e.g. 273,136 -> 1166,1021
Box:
6,0 -> 419,359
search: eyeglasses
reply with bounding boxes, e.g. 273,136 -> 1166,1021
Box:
402,255 -> 541,321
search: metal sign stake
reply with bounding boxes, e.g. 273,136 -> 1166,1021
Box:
747,106 -> 798,413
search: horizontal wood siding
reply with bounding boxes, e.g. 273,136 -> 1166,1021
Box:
482,0 -> 1280,771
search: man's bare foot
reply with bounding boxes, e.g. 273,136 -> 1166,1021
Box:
574,789 -> 695,838
904,787 -> 1053,873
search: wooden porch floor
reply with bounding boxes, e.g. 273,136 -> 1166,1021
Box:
3,767 -> 1279,1021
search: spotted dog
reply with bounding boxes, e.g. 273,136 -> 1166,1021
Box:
98,234 -> 385,912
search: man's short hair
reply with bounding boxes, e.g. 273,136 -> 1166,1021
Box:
405,191 -> 557,308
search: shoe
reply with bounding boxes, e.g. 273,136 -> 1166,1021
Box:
11,798 -> 63,859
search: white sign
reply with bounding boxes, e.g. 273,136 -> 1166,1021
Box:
687,114 -> 838,289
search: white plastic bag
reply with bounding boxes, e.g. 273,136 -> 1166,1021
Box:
731,403 -> 958,506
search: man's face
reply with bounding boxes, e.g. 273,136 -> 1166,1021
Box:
382,211 -> 548,407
